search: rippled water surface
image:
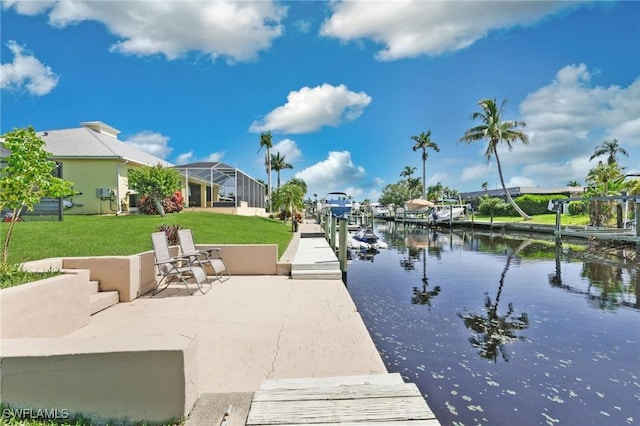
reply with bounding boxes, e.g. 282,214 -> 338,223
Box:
345,222 -> 639,426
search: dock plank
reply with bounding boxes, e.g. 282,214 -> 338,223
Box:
259,373 -> 404,390
253,383 -> 423,402
246,396 -> 435,424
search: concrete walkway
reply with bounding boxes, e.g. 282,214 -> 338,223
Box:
67,220 -> 388,425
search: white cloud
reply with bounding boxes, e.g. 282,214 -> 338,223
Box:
123,131 -> 172,159
509,64 -> 640,166
175,150 -> 225,165
0,40 -> 59,95
4,0 -> 286,63
249,83 -> 372,133
460,163 -> 492,183
320,1 -> 577,61
1,0 -> 55,15
294,151 -> 366,197
521,156 -> 592,188
272,138 -> 302,163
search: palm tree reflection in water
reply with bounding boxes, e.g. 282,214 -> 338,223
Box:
458,253 -> 530,362
412,245 -> 441,307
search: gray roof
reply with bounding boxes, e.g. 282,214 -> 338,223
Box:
38,123 -> 173,167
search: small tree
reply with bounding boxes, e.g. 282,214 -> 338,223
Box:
128,164 -> 182,217
272,182 -> 304,231
0,126 -> 74,263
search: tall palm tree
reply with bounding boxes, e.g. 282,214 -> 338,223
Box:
459,98 -> 531,220
589,139 -> 628,165
411,131 -> 439,199
567,180 -> 581,187
400,166 -> 416,181
257,131 -> 273,212
271,152 -> 293,188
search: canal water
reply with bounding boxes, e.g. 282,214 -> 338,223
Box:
345,221 -> 639,426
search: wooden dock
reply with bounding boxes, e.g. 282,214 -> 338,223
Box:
246,373 -> 440,425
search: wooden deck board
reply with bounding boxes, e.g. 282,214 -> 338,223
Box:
247,374 -> 439,425
246,396 -> 435,424
259,373 -> 404,390
252,383 -> 423,402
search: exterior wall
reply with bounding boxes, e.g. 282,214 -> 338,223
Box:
58,158 -> 121,215
0,335 -> 199,425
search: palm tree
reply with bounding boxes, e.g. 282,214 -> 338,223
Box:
567,180 -> 581,187
459,98 -> 531,220
411,131 -> 440,199
271,152 -> 293,188
271,181 -> 305,232
407,177 -> 422,200
258,131 -> 273,212
589,139 -> 628,165
481,182 -> 488,191
400,166 -> 416,181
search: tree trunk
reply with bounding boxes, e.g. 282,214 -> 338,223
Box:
2,208 -> 20,263
267,149 -> 272,213
422,152 -> 427,199
494,150 -> 531,220
154,197 -> 166,217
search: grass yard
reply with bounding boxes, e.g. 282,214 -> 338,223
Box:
2,212 -> 293,265
472,213 -> 590,226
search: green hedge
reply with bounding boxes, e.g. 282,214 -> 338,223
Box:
477,194 -> 568,216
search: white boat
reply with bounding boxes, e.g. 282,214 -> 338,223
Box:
429,205 -> 466,224
322,191 -> 352,218
372,205 -> 390,216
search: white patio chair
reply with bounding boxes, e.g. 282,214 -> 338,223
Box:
151,231 -> 210,295
178,229 -> 230,283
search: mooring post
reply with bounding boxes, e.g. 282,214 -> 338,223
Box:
324,213 -> 330,241
339,218 -> 347,273
555,203 -> 562,238
330,215 -> 337,252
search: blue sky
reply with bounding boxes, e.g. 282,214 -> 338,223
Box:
1,1 -> 638,201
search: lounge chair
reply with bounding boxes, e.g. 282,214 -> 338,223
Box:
151,231 -> 210,295
178,229 -> 230,283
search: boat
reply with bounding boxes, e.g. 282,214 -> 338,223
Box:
353,225 -> 380,244
428,204 -> 466,224
371,204 -> 391,217
322,192 -> 352,218
350,225 -> 388,250
405,198 -> 436,213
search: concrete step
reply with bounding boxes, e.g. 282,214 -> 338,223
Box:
87,280 -> 100,295
290,269 -> 342,280
291,260 -> 340,271
89,291 -> 119,315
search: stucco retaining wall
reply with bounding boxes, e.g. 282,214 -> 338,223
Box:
0,271 -> 90,339
0,335 -> 199,425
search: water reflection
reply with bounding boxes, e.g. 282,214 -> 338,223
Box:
458,253 -> 530,362
549,240 -> 639,310
409,234 -> 441,307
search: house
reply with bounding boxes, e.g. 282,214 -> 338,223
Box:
28,121 -> 222,215
2,121 -> 265,216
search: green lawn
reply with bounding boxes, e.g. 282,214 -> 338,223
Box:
2,212 -> 293,264
472,213 -> 590,226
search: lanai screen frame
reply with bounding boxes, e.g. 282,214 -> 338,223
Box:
174,162 -> 265,209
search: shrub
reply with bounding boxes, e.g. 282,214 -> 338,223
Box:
513,194 -> 568,215
477,196 -> 512,216
138,193 -> 184,215
156,224 -> 182,245
568,200 -> 588,215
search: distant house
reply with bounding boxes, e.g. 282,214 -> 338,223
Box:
31,121 -> 220,215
